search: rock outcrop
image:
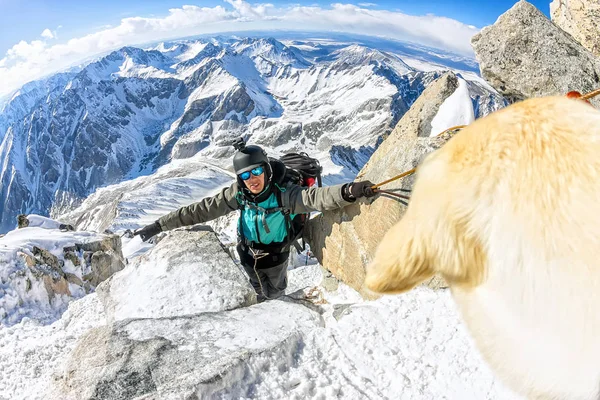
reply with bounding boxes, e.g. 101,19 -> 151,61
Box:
305,73 -> 464,299
51,228 -> 323,400
17,214 -> 29,228
97,229 -> 256,323
471,0 -> 600,106
551,0 -> 600,56
51,301 -> 321,400
0,227 -> 126,325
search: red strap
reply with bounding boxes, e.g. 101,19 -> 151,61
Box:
566,90 -> 591,104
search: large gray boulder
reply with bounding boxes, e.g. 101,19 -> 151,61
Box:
305,73 -> 463,299
551,0 -> 600,56
50,226 -> 323,399
50,300 -> 321,400
97,229 -> 256,323
471,0 -> 600,106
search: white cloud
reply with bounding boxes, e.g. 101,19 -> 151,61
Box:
41,29 -> 55,39
358,2 -> 377,6
0,1 -> 480,97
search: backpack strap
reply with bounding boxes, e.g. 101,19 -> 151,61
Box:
274,184 -> 293,243
274,183 -> 306,253
244,201 -> 285,234
236,184 -> 305,254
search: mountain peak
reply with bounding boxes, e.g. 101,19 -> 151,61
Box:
331,44 -> 413,74
233,37 -> 309,68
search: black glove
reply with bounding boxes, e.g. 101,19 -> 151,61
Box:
133,221 -> 162,242
343,180 -> 377,201
59,223 -> 75,232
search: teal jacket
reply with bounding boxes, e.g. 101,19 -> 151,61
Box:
158,180 -> 353,246
237,189 -> 297,245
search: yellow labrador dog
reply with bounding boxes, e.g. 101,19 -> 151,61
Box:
365,96 -> 600,400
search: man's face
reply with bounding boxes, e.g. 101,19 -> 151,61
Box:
240,166 -> 266,194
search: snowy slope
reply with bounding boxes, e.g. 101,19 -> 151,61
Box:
59,150 -> 235,239
0,261 -> 522,400
0,293 -> 106,399
0,73 -> 514,399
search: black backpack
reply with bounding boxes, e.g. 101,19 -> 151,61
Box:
277,152 -> 323,253
279,152 -> 323,188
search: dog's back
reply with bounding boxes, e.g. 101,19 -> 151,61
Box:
366,96 -> 600,399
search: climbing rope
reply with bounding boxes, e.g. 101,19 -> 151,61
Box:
249,247 -> 272,301
376,190 -> 410,200
376,190 -> 410,206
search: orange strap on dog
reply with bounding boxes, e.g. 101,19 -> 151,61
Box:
566,88 -> 600,103
582,88 -> 600,100
566,91 -> 591,104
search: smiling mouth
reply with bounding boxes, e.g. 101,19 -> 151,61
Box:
250,183 -> 260,190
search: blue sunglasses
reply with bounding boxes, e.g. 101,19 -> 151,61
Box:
238,166 -> 264,180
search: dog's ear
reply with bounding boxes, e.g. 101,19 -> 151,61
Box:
435,211 -> 486,288
364,212 -> 435,295
365,206 -> 486,295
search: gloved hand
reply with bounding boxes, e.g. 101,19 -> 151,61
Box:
343,180 -> 377,201
133,221 -> 162,242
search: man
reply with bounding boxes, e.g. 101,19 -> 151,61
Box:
134,140 -> 377,302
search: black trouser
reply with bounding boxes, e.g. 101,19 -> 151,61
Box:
237,242 -> 289,300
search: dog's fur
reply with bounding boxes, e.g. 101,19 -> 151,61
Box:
365,96 -> 600,400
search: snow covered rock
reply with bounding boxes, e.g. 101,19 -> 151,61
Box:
18,214 -> 75,231
306,72 -> 466,299
59,157 -> 235,236
50,300 -> 321,400
471,0 -> 600,106
96,229 -> 256,323
551,0 -> 600,56
0,227 -> 125,326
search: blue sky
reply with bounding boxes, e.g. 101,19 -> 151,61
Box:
0,0 -> 551,96
0,0 -> 551,56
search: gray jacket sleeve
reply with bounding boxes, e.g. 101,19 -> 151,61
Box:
283,183 -> 354,214
158,181 -> 239,231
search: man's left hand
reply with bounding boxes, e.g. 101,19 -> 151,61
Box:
344,180 -> 377,200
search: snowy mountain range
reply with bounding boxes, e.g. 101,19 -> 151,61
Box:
0,32 -> 505,234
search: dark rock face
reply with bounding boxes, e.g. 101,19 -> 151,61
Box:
0,69 -> 186,233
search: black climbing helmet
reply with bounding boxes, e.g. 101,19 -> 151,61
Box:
232,138 -> 272,180
233,145 -> 269,175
